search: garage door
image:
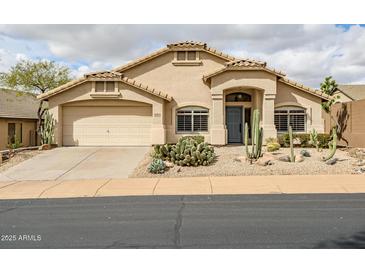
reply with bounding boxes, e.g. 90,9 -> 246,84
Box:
62,106 -> 152,146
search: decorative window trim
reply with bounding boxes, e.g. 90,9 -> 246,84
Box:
274,106 -> 307,133
172,51 -> 202,66
176,106 -> 209,133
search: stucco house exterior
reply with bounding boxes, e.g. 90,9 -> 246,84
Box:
0,89 -> 38,150
38,41 -> 331,146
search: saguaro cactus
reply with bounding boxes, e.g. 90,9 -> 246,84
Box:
245,109 -> 263,163
40,109 -> 55,145
322,127 -> 337,161
288,125 -> 295,162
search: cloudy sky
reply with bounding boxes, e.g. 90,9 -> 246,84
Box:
0,24 -> 365,87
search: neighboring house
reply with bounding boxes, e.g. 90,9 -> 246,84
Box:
335,85 -> 365,102
0,88 -> 38,150
38,41 -> 331,146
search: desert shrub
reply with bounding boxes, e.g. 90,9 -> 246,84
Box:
148,158 -> 166,174
266,142 -> 280,152
265,137 -> 277,144
179,135 -> 204,144
152,136 -> 215,166
8,135 -> 22,150
278,133 -> 330,148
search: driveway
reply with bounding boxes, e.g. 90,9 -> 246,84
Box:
0,147 -> 149,181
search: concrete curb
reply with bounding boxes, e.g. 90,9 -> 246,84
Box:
0,174 -> 364,200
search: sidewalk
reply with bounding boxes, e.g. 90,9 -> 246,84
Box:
0,174 -> 364,200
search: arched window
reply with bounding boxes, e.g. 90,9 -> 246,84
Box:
176,106 -> 209,133
274,106 -> 307,132
225,92 -> 251,102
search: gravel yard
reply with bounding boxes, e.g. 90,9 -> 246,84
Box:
130,146 -> 363,178
0,150 -> 42,173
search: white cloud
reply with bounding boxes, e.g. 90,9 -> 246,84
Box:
1,24 -> 365,86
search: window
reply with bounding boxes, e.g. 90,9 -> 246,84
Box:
95,81 -> 116,92
187,51 -> 197,60
274,107 -> 306,132
8,123 -> 16,144
176,51 -> 197,61
177,107 -> 208,133
226,92 -> 251,102
177,51 -> 186,60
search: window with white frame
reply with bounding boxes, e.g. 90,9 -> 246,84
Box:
176,107 -> 208,133
274,106 -> 307,132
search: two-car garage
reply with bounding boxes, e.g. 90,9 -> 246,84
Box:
62,105 -> 153,146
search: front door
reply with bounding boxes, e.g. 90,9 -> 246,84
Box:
226,106 -> 243,143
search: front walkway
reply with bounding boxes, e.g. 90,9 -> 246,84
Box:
0,174 -> 364,200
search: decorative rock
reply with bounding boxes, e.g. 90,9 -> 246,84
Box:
354,167 -> 365,174
164,161 -> 174,168
234,156 -> 246,162
177,167 -> 182,173
39,144 -> 50,150
295,155 -> 304,163
300,149 -> 311,157
256,157 -> 273,166
261,153 -> 276,161
278,155 -> 290,162
352,159 -> 365,167
326,158 -> 338,165
293,138 -> 301,146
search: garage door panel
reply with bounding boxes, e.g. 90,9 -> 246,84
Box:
62,106 -> 152,146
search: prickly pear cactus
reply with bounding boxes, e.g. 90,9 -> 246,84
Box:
152,136 -> 215,167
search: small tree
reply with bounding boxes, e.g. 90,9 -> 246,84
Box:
320,76 -> 341,132
0,59 -> 72,138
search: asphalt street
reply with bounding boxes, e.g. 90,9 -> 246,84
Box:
1,194 -> 365,248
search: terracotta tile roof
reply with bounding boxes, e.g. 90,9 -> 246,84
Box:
112,41 -> 236,73
38,71 -> 172,101
120,75 -> 172,101
337,85 -> 365,101
279,78 -> 331,100
0,88 -> 39,119
203,58 -> 286,81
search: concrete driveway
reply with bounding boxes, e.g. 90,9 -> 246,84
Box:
0,147 -> 149,181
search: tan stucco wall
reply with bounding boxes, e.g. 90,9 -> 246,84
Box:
47,81 -> 166,146
123,51 -> 227,143
275,82 -> 324,133
0,118 -> 37,150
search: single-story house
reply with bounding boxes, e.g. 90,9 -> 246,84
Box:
38,41 -> 331,146
335,85 -> 365,102
0,88 -> 38,150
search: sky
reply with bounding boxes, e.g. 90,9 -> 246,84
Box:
0,24 -> 365,88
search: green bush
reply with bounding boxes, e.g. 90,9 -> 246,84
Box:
278,133 -> 330,148
152,136 -> 215,166
148,158 -> 166,174
267,142 -> 280,152
179,135 -> 204,144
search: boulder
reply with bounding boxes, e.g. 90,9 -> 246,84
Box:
164,161 -> 174,168
256,156 -> 274,166
234,156 -> 246,162
295,155 -> 304,163
278,155 -> 290,162
39,144 -> 50,150
326,158 -> 338,165
352,159 -> 365,167
300,149 -> 311,157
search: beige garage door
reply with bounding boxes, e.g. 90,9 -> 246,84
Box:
63,106 -> 152,146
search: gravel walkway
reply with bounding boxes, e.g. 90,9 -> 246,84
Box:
130,146 -> 362,178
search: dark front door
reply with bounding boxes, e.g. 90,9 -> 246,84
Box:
226,107 -> 243,143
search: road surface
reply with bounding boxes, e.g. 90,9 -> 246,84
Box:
1,194 -> 365,248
